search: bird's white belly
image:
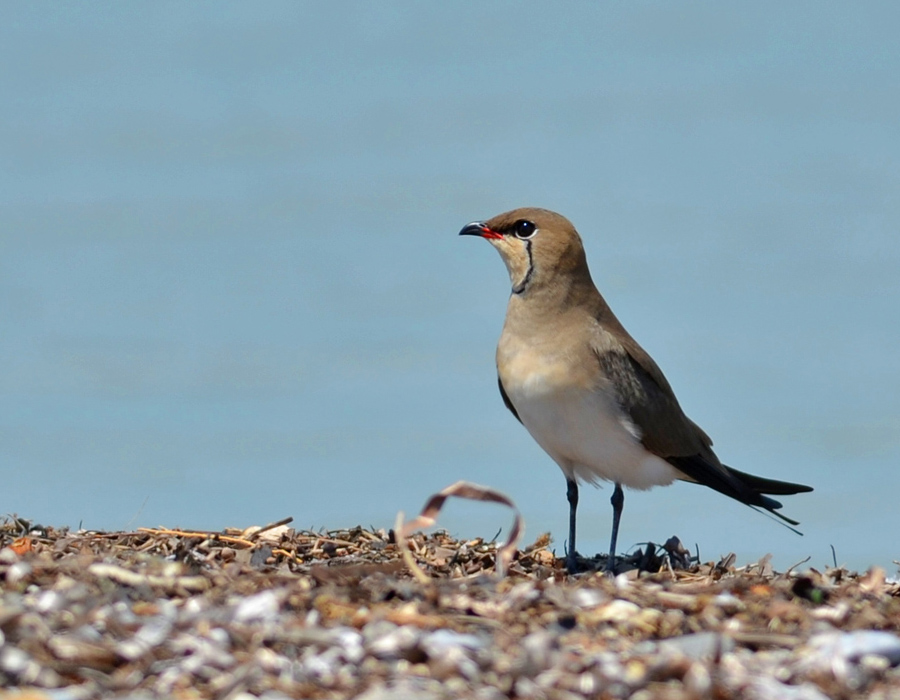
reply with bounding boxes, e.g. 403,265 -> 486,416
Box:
505,373 -> 679,490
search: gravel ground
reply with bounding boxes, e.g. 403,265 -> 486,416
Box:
1,515 -> 899,700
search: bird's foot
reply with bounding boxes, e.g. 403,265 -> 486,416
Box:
565,550 -> 582,575
603,556 -> 618,577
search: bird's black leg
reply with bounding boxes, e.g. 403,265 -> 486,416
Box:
565,478 -> 579,574
605,482 -> 624,575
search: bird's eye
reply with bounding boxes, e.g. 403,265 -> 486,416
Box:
513,220 -> 536,239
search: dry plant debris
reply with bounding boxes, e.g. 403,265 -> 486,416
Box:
0,513 -> 899,700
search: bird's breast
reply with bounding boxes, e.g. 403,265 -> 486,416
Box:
496,335 -> 679,490
497,331 -> 593,396
500,350 -> 576,398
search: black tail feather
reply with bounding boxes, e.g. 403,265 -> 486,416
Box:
668,455 -> 812,532
724,465 -> 813,496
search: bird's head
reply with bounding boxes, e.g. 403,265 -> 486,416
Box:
459,207 -> 590,296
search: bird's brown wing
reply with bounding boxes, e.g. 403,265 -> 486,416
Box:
591,328 -> 811,521
590,327 -> 714,462
497,375 -> 522,423
607,332 -> 813,503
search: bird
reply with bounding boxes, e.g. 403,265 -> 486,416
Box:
459,207 -> 813,574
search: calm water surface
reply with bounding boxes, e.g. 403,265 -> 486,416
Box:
2,3 -> 899,572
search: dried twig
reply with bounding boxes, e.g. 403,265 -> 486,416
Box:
396,480 -> 524,577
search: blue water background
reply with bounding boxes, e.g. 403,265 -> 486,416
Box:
2,3 -> 898,572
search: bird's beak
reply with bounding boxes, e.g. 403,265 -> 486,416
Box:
459,222 -> 503,239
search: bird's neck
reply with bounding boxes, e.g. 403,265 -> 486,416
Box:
505,270 -> 607,328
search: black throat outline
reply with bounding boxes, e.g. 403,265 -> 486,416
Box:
511,239 -> 534,295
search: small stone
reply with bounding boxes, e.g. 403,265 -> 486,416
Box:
595,599 -> 641,623
233,589 -> 281,623
657,632 -> 735,660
